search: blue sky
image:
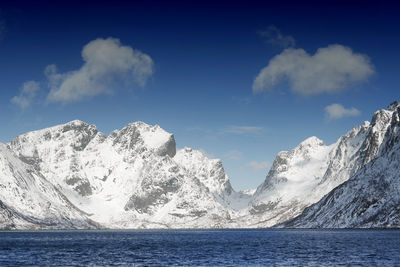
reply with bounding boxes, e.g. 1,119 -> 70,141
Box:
0,1 -> 399,190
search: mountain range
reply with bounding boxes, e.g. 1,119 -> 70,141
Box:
1,101 -> 399,229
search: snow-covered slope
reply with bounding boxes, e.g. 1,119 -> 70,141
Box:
0,143 -> 98,230
8,121 -> 235,228
244,121 -> 370,227
282,101 -> 400,228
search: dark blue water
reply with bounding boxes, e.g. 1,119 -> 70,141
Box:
0,229 -> 399,266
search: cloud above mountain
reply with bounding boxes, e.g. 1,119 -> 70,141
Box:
325,103 -> 361,120
46,37 -> 153,103
253,44 -> 374,95
11,81 -> 40,110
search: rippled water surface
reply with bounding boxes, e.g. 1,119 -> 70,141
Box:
0,229 -> 399,266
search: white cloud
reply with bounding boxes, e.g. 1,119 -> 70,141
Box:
11,81 -> 40,109
246,160 -> 270,170
222,126 -> 264,135
224,150 -> 243,161
46,37 -> 153,103
325,103 -> 361,120
258,25 -> 295,48
253,44 -> 374,95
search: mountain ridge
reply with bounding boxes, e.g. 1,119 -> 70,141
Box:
1,101 -> 399,229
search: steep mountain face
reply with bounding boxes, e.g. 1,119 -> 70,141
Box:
282,101 -> 400,228
7,121 -> 235,228
246,122 -> 370,227
0,143 -> 97,230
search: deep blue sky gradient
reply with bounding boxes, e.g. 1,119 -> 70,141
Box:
0,1 -> 399,190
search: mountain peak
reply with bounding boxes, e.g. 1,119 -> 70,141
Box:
388,101 -> 399,111
362,121 -> 370,127
110,121 -> 176,157
183,147 -> 193,153
65,119 -> 88,126
126,121 -> 150,128
298,136 -> 325,148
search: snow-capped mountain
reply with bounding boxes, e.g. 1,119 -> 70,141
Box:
1,101 -> 399,229
244,121 -> 371,227
282,101 -> 400,228
6,120 -> 241,229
